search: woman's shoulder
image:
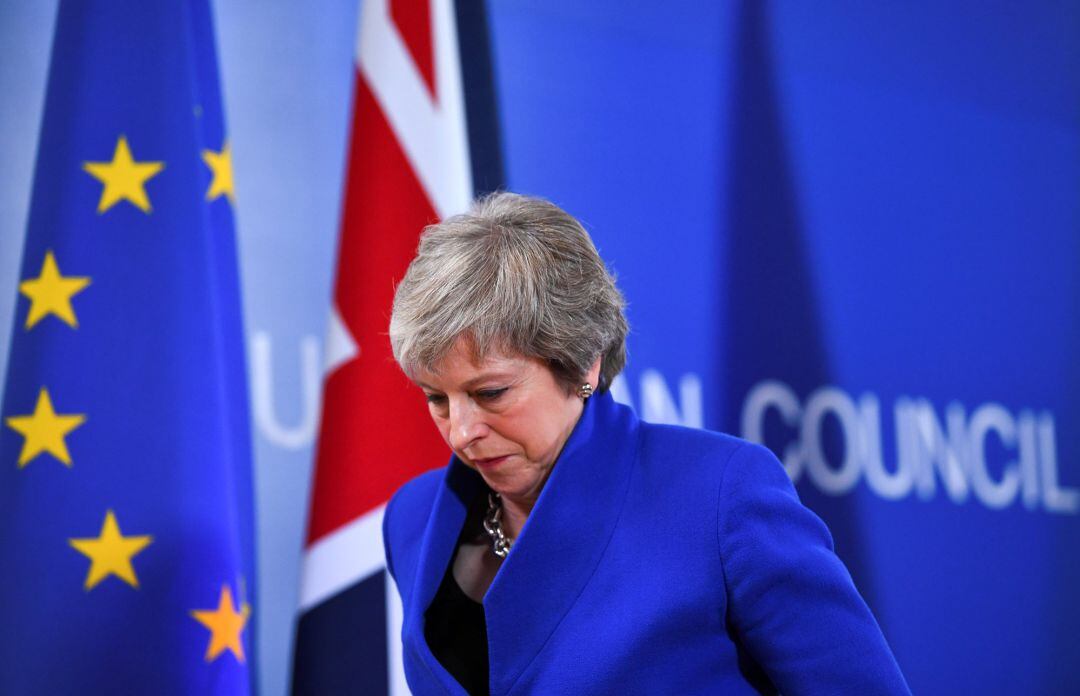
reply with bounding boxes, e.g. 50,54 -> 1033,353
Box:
386,466 -> 446,523
383,466 -> 447,584
636,420 -> 781,483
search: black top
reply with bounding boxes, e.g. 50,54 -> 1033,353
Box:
424,555 -> 490,696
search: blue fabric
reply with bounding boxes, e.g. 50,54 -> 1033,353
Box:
384,391 -> 909,695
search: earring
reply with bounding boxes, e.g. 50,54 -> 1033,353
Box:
577,383 -> 594,400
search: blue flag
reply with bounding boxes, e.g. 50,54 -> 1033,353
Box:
0,2 -> 257,693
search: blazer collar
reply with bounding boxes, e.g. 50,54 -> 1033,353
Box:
406,391 -> 641,695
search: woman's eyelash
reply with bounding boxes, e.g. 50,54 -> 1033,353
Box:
424,389 -> 507,404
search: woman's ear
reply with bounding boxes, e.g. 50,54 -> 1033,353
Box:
586,355 -> 602,390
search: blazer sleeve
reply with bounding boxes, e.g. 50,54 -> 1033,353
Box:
382,492 -> 399,584
717,442 -> 910,695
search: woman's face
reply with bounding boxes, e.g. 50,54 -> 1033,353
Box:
413,338 -> 589,504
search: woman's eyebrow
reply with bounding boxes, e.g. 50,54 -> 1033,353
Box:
413,372 -> 515,392
461,372 -> 517,390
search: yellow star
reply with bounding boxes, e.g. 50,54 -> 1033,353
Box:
69,510 -> 153,590
5,387 -> 86,468
82,135 -> 164,214
18,250 -> 91,329
202,143 -> 235,203
191,585 -> 252,663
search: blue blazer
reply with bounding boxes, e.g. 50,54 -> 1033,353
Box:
383,391 -> 910,695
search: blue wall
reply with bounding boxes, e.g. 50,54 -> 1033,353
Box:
2,2 -> 1077,694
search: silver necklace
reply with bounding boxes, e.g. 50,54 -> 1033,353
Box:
483,492 -> 513,558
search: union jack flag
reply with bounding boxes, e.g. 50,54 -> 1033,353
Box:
291,0 -> 502,692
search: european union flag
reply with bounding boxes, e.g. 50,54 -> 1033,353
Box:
0,2 -> 257,693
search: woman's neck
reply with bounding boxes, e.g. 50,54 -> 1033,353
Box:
498,494 -> 534,540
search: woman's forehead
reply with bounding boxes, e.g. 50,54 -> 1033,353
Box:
416,341 -> 538,389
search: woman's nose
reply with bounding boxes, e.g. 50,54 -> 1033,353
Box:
448,398 -> 487,451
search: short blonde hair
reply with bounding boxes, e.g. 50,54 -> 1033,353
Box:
389,192 -> 628,392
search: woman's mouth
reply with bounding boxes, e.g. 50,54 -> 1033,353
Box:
471,455 -> 509,469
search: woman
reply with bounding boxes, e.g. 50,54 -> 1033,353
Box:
383,192 -> 909,695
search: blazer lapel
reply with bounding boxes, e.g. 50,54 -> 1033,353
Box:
404,461 -> 483,694
483,392 -> 640,695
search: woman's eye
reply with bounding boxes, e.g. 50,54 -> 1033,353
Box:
476,388 -> 507,401
425,393 -> 447,405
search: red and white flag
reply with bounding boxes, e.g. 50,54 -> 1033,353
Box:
292,0 -> 501,692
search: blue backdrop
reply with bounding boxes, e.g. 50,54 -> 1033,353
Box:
1,2 -> 1076,694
